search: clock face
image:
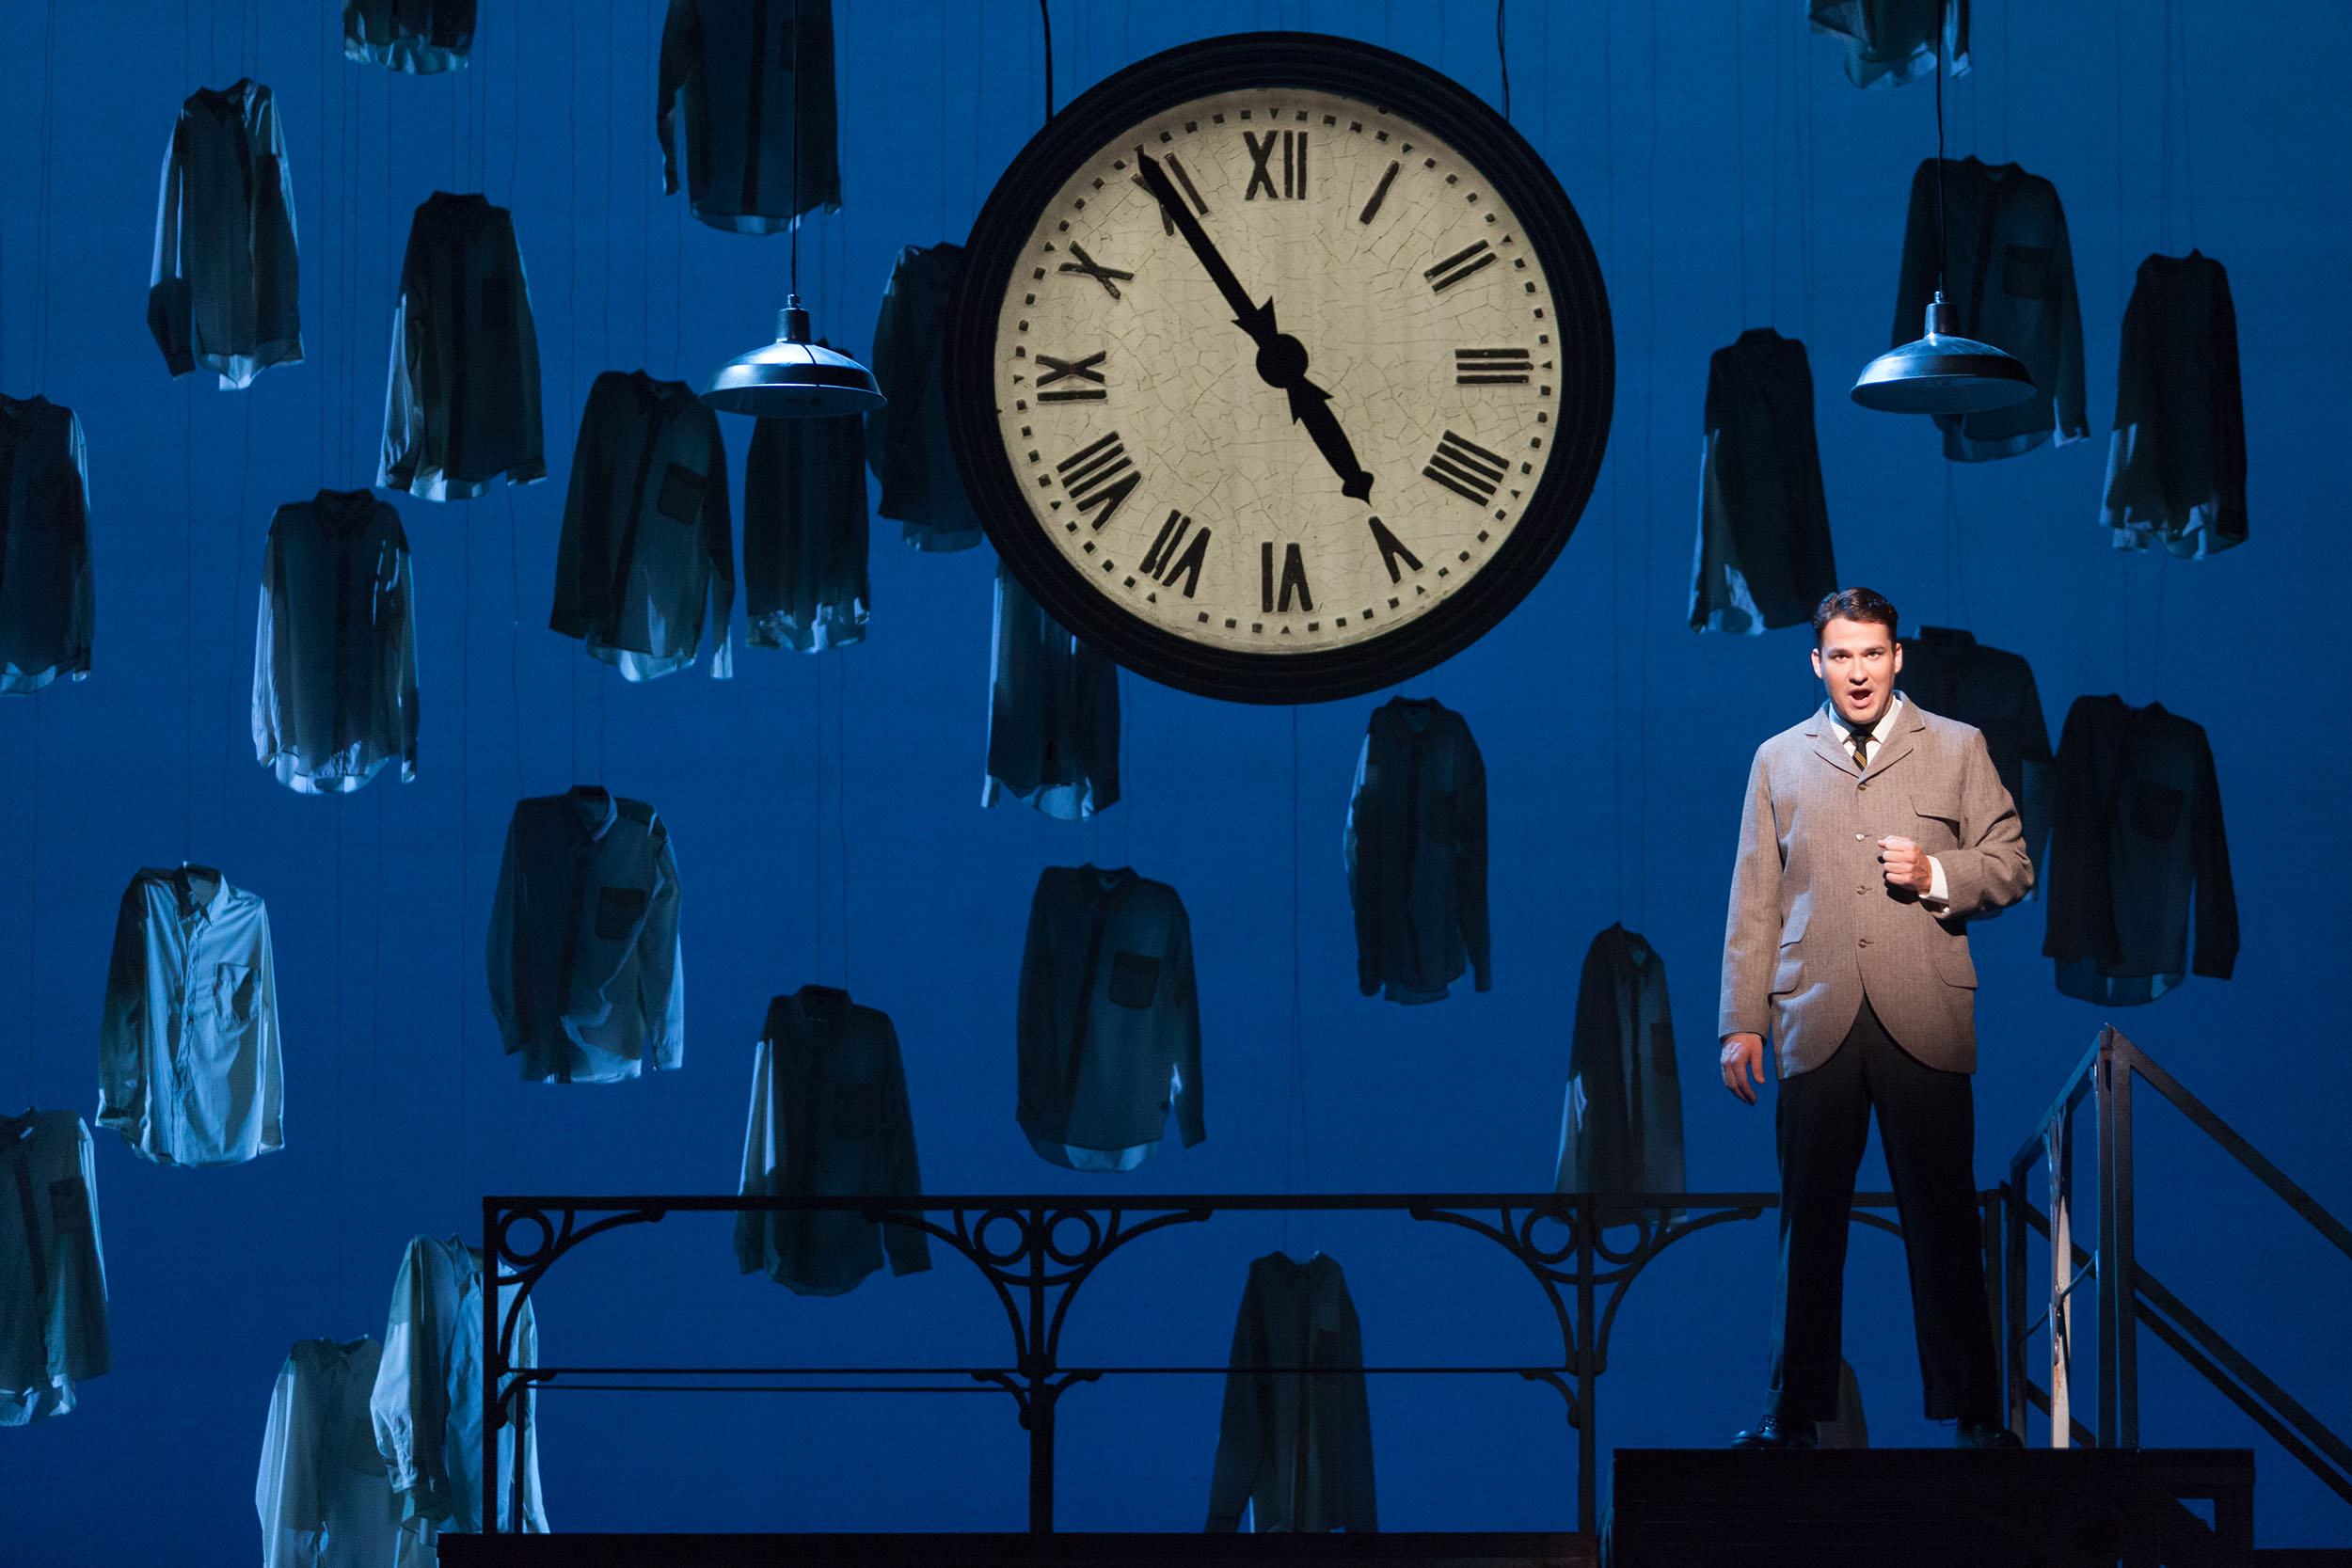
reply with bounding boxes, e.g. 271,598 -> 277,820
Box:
949,34 -> 1612,703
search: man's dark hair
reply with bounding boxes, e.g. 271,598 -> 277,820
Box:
1811,587 -> 1899,643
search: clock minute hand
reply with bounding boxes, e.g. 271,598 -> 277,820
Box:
1135,148 -> 1375,503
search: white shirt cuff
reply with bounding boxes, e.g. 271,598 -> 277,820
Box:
1924,855 -> 1949,909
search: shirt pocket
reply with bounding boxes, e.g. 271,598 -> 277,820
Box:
594,885 -> 648,941
214,962 -> 260,1025
656,463 -> 707,527
48,1175 -> 94,1236
1107,950 -> 1161,1009
2002,243 -> 2054,300
829,1082 -> 882,1138
2132,782 -> 2185,841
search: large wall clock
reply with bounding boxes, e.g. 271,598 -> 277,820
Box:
946,31 -> 1613,704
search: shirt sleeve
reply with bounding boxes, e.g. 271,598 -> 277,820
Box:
702,414 -> 735,679
147,117 -> 195,377
639,816 -> 686,1069
251,517 -> 286,767
372,1239 -> 453,1529
486,814 -> 524,1052
656,0 -> 697,197
255,1353 -> 321,1568
1457,721 -> 1492,992
96,881 -> 150,1140
377,225 -> 424,492
1168,896 -> 1206,1150
879,1016 -> 932,1278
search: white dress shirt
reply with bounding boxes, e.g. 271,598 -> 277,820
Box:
1827,696 -> 1950,908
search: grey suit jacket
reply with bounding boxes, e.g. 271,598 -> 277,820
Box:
1719,699 -> 2032,1076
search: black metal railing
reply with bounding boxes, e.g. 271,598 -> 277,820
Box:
477,1188 -> 1992,1535
2005,1026 -> 2352,1506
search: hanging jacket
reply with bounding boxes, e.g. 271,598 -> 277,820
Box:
2101,251 -> 2248,559
1206,1252 -> 1377,1534
1809,0 -> 1968,89
486,787 -> 685,1083
866,244 -> 985,551
1690,328 -> 1837,634
743,412 -> 868,651
735,986 -> 930,1295
0,1110 -> 110,1425
1015,865 -> 1204,1172
985,563 -> 1120,819
658,0 -> 840,234
2042,695 -> 2236,1006
1556,924 -> 1685,1224
343,0 -> 475,72
98,864 -> 283,1167
148,79 -> 302,388
1897,631 -> 2053,886
257,1337 -> 403,1568
550,370 -> 734,680
253,490 -> 419,794
1345,698 -> 1491,1005
1892,157 -> 2087,462
369,1236 -> 546,1554
0,393 -> 94,695
379,193 -> 545,501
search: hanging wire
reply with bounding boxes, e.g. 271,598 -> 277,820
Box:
835,657 -> 851,990
1733,0 -> 1748,323
1495,0 -> 1510,121
1041,0 -> 1055,121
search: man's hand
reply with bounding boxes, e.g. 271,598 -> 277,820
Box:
1877,835 -> 1933,895
1720,1033 -> 1767,1104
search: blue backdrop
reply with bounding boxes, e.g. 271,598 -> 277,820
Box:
3,0 -> 2346,1554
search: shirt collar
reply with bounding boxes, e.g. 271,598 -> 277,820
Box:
566,786 -> 619,842
168,863 -> 230,921
1827,695 -> 1905,746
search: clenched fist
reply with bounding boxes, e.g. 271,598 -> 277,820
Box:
1877,834 -> 1932,894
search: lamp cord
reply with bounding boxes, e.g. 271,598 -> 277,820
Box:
1933,9 -> 1947,297
789,3 -> 801,296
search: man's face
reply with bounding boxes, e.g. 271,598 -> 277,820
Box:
1811,616 -> 1902,728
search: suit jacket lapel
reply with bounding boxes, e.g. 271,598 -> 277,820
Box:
1804,703 -> 1860,778
1866,701 -> 1929,781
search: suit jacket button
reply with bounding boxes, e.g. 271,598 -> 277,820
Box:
1858,937 -> 1872,947
1857,885 -> 1867,895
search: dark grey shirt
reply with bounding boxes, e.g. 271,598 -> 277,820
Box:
0,395 -> 94,695
734,987 -> 930,1295
744,412 -> 867,652
487,788 -> 684,1083
1809,0 -> 1968,89
342,0 -> 475,73
1345,698 -> 1491,1005
1557,924 -> 1685,1221
1691,328 -> 1837,634
866,244 -> 985,552
1206,1252 -> 1377,1534
1893,157 -> 2088,462
379,193 -> 546,501
658,0 -> 839,234
1016,865 -> 1204,1172
148,79 -> 301,388
0,1110 -> 111,1426
550,371 -> 734,680
252,490 -> 419,794
2102,251 -> 2248,559
1898,630 -> 2054,885
985,565 -> 1120,820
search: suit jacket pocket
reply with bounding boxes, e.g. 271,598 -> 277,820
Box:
1935,945 -> 1979,989
594,885 -> 648,941
1772,954 -> 1805,997
1107,950 -> 1160,1009
1913,798 -> 1964,850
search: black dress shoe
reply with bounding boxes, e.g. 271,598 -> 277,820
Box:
1954,1418 -> 2023,1449
1731,1414 -> 1817,1449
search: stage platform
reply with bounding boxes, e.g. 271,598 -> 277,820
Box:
1609,1447 -> 2257,1567
440,1531 -> 1597,1568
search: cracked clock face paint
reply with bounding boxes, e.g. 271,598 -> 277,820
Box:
950,35 -> 1613,704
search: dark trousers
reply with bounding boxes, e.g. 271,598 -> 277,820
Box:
1765,995 -> 2000,1425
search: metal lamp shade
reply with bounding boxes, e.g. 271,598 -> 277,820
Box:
1851,293 -> 2036,415
700,298 -> 886,418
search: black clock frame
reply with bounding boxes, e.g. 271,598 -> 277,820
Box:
946,30 -> 1613,705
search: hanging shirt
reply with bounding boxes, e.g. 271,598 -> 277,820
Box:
743,411 -> 868,652
98,863 -> 283,1167
253,490 -> 420,795
2102,251 -> 2249,560
0,394 -> 95,695
148,79 -> 302,389
2042,695 -> 2237,1006
1206,1252 -> 1377,1534
1556,924 -> 1685,1226
550,370 -> 735,680
866,244 -> 985,552
1345,698 -> 1491,1005
1898,629 -> 2054,886
985,564 -> 1120,819
379,193 -> 546,502
370,1236 -> 547,1555
1809,0 -> 1968,89
1016,865 -> 1204,1172
735,986 -> 930,1295
1690,328 -> 1838,634
0,1110 -> 110,1426
342,0 -> 475,73
257,1337 -> 403,1568
1892,157 -> 2088,463
657,0 -> 841,234
487,787 -> 685,1084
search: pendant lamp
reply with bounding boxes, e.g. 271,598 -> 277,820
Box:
1849,18 -> 2032,415
698,14 -> 883,420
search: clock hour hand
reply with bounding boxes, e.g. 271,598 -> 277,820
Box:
1135,148 -> 1375,502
